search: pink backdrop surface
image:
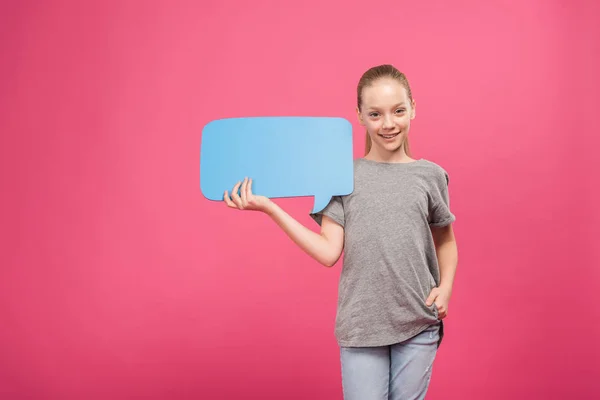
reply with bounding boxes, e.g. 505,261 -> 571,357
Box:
1,1 -> 599,399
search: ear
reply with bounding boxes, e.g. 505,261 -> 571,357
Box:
410,99 -> 416,120
356,106 -> 365,126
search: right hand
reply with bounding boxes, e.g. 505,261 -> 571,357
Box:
224,177 -> 272,213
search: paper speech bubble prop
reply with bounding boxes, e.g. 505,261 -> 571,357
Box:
200,116 -> 354,214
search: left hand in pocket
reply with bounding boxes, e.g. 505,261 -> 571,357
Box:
426,286 -> 451,319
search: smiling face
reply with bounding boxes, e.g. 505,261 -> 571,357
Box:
357,78 -> 416,160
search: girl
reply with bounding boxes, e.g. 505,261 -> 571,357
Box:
224,64 -> 458,400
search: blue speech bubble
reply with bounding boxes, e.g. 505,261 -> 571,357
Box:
200,116 -> 354,214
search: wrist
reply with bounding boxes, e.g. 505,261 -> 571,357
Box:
439,282 -> 453,293
262,199 -> 277,215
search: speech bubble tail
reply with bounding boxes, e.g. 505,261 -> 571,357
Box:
312,194 -> 333,215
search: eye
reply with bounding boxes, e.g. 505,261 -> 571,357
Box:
396,109 -> 406,114
369,112 -> 380,118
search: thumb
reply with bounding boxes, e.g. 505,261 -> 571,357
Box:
425,290 -> 438,307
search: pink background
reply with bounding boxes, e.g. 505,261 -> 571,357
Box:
2,1 -> 599,399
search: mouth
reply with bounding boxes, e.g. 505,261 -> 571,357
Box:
378,132 -> 400,140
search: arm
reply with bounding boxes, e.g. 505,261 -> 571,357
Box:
431,224 -> 458,293
224,177 -> 344,268
265,203 -> 344,267
425,224 -> 458,318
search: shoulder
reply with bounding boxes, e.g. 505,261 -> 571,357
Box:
352,157 -> 371,175
416,159 -> 451,185
353,158 -> 366,168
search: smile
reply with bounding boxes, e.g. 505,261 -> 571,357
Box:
378,132 -> 400,139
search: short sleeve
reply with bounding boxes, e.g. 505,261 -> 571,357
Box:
310,196 -> 345,227
428,170 -> 456,227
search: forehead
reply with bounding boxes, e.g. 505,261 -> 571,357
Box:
362,79 -> 409,107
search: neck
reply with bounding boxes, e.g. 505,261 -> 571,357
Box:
365,144 -> 414,164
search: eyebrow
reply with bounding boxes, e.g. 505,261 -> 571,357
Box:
367,102 -> 406,110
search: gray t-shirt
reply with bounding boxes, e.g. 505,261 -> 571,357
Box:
310,158 -> 455,348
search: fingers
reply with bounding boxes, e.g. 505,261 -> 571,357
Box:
224,190 -> 240,209
425,290 -> 438,307
436,305 -> 447,319
224,179 -> 252,210
247,178 -> 253,198
436,302 -> 447,315
224,190 -> 234,207
229,181 -> 243,209
240,177 -> 248,207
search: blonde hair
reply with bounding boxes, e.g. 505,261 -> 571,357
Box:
357,64 -> 414,156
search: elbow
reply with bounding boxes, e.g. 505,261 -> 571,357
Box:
317,234 -> 344,268
321,253 -> 341,268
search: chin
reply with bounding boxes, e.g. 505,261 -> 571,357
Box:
379,138 -> 405,151
386,143 -> 405,152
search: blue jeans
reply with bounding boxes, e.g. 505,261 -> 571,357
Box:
340,323 -> 441,400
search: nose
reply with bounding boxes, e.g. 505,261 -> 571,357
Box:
382,114 -> 394,130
